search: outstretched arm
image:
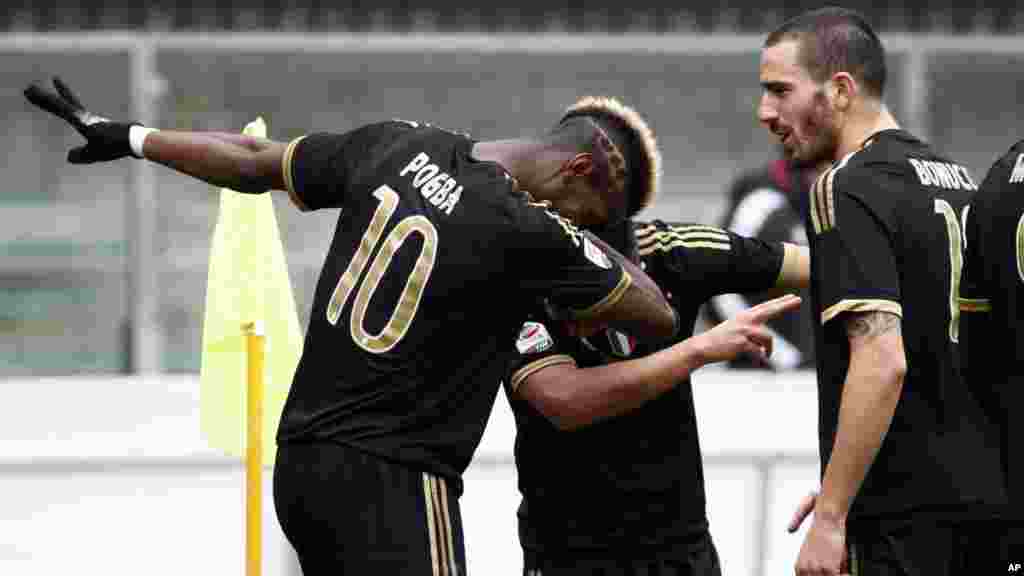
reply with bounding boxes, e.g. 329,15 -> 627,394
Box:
24,76 -> 288,194
516,294 -> 801,430
139,130 -> 287,193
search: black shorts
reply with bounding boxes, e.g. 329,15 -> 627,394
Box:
273,442 -> 465,575
847,516 -> 1010,576
521,530 -> 721,576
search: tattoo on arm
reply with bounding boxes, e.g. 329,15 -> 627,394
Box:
845,311 -> 901,340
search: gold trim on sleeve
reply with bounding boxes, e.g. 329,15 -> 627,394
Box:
821,299 -> 902,324
570,270 -> 633,320
810,170 -> 827,235
282,135 -> 310,211
509,354 -> 577,393
636,227 -> 731,256
824,167 -> 839,230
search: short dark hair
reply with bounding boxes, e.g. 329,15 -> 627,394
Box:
765,6 -> 886,98
552,96 -> 662,219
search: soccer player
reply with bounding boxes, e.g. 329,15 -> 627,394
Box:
505,217 -> 807,575
960,138 -> 1024,557
757,7 -> 1007,575
24,80 -> 798,574
706,154 -> 818,370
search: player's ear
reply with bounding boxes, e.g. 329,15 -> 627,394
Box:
566,153 -> 594,178
830,72 -> 856,111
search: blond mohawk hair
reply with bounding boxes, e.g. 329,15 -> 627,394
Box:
560,95 -> 662,216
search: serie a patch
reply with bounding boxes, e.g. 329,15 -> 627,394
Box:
516,321 -> 554,355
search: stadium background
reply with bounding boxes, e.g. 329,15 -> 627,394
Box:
1,2 -> 1020,574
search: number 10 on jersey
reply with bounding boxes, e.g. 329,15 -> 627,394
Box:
326,185 -> 438,353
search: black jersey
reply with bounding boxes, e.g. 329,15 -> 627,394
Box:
960,138 -> 1024,518
275,120 -> 630,491
504,220 -> 785,555
807,129 -> 1005,523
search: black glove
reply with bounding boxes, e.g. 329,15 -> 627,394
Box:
24,76 -> 139,164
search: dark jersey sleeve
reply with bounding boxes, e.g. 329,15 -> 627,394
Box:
810,165 -> 903,325
635,220 -> 786,301
505,317 -> 577,394
509,199 -> 632,319
281,121 -> 413,212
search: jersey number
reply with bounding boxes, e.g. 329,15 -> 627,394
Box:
934,198 -> 965,343
326,185 -> 438,353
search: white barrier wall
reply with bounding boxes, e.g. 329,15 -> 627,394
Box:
0,369 -> 819,575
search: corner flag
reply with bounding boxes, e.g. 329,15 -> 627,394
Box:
199,117 -> 302,466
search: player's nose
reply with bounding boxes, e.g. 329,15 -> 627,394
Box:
757,94 -> 778,126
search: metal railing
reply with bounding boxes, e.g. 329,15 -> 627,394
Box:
8,31 -> 1021,372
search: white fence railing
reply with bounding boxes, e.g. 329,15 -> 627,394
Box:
0,370 -> 819,576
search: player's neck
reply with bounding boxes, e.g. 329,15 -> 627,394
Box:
836,102 -> 900,160
471,139 -> 564,196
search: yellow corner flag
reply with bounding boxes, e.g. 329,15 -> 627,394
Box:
199,117 -> 302,467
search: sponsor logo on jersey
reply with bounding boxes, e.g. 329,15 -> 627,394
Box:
583,236 -> 613,269
907,158 -> 977,190
516,321 -> 554,355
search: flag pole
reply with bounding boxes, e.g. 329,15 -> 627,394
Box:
243,320 -> 265,576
